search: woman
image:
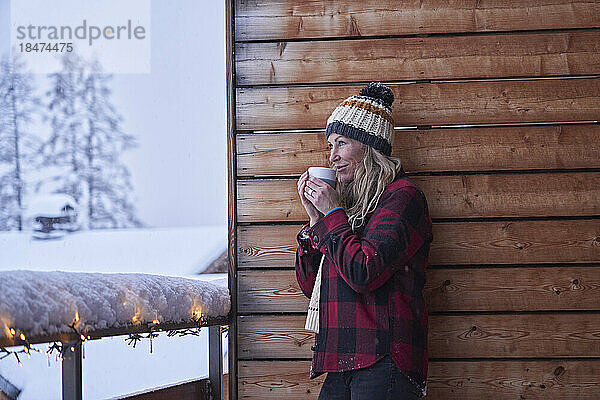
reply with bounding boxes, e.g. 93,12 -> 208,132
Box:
295,82 -> 433,399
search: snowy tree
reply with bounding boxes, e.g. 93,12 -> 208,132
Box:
0,54 -> 41,231
80,60 -> 142,228
41,54 -> 142,228
39,53 -> 87,207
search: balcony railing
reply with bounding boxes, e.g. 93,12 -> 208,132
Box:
0,270 -> 230,400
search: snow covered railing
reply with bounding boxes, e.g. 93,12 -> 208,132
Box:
0,271 -> 230,400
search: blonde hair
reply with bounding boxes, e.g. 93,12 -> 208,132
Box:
335,145 -> 403,231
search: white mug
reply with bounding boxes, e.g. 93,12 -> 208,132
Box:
308,167 -> 336,188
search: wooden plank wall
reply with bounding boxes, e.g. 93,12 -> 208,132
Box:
227,1 -> 600,399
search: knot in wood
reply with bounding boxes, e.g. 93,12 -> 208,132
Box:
458,325 -> 483,340
554,365 -> 565,376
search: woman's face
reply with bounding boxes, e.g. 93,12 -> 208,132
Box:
328,133 -> 365,183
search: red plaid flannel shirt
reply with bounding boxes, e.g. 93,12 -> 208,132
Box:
295,173 -> 433,392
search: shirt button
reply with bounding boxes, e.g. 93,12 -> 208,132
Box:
313,235 -> 319,242
311,345 -> 317,351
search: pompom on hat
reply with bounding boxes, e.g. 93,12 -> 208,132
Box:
325,82 -> 395,156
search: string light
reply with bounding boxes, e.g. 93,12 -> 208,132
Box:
47,342 -> 63,366
1,346 -> 33,367
0,347 -> 11,361
3,312 -> 219,368
1,328 -> 38,366
167,328 -> 202,337
125,333 -> 143,348
68,322 -> 89,359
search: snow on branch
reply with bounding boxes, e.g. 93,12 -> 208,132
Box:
0,270 -> 230,342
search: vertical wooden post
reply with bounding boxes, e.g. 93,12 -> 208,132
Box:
226,0 -> 238,398
61,342 -> 82,400
209,325 -> 223,400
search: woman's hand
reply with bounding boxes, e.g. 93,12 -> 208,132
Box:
303,173 -> 341,217
298,171 -> 323,226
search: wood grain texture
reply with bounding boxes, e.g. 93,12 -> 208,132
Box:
236,31 -> 600,85
238,360 -> 600,399
237,267 -> 600,313
237,124 -> 600,176
232,3 -> 600,398
426,266 -> 600,312
238,315 -> 315,359
237,224 -> 302,267
238,361 -> 324,399
237,221 -> 600,267
236,79 -> 600,130
235,0 -> 600,41
427,360 -> 600,399
237,173 -> 600,222
238,270 -> 308,313
238,314 -> 600,359
431,220 -> 600,265
429,313 -> 600,358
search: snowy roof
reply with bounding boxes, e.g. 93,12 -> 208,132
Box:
0,374 -> 20,399
0,270 -> 230,342
203,249 -> 228,273
0,226 -> 227,277
24,194 -> 78,218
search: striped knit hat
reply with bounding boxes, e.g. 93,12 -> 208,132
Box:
325,82 -> 395,156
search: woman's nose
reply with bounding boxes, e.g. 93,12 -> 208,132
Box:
329,147 -> 339,163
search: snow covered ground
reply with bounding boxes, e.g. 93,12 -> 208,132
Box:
0,226 -> 228,399
0,226 -> 227,277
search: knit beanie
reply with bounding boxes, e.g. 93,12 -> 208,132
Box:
325,82 -> 395,156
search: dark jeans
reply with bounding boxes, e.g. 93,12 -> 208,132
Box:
317,356 -> 422,400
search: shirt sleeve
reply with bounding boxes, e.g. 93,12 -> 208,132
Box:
307,187 -> 431,294
295,224 -> 323,298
